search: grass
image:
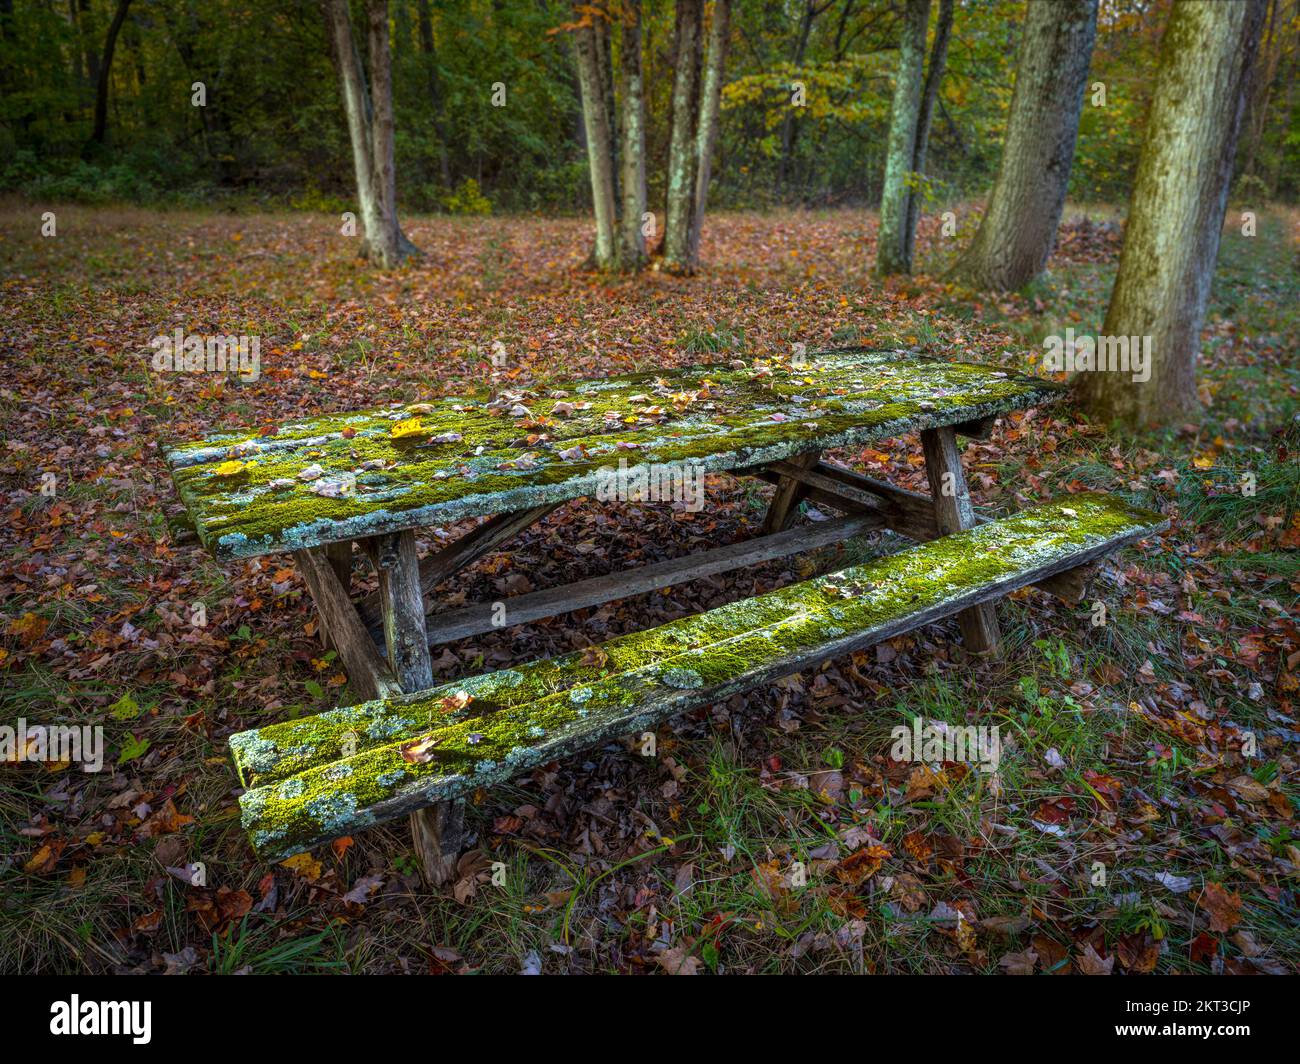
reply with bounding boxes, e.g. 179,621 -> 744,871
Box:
1,203 -> 1296,974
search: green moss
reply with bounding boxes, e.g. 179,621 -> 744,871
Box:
232,491 -> 1165,861
166,350 -> 1063,558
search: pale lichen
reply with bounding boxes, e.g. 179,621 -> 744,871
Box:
231,492 -> 1165,862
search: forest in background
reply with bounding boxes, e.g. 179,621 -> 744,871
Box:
3,0 -> 1297,215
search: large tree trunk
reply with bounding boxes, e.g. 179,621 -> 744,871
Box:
1076,0 -> 1267,428
324,0 -> 417,268
875,0 -> 930,276
620,0 -> 648,268
903,0 -> 953,268
686,0 -> 730,271
87,0 -> 133,147
663,0 -> 704,273
574,9 -> 620,270
950,0 -> 1098,290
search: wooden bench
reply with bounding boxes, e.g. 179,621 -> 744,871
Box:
163,347 -> 1165,883
230,493 -> 1165,864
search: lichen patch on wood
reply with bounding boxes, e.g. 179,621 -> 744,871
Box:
230,491 -> 1164,862
166,349 -> 1062,559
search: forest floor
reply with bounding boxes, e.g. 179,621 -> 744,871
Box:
1,201 -> 1297,974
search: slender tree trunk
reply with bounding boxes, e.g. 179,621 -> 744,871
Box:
950,0 -> 1098,290
324,0 -> 416,268
595,5 -> 619,206
776,1 -> 816,199
664,0 -> 704,272
620,0 -> 648,268
875,0 -> 930,276
687,0 -> 730,270
367,0 -> 401,268
1076,0 -> 1267,428
87,0 -> 132,147
574,11 -> 619,269
903,0 -> 953,268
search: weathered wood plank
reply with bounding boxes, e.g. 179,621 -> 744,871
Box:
761,461 -> 1104,603
233,494 -> 1167,861
294,547 -> 400,701
423,511 -> 884,647
360,530 -> 462,887
362,532 -> 435,691
954,414 -> 996,439
166,350 -> 1064,559
356,504 -> 559,635
921,426 -> 1001,656
762,450 -> 820,533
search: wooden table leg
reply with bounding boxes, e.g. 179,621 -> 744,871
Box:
920,426 -> 1002,657
362,530 -> 464,887
763,450 -> 820,534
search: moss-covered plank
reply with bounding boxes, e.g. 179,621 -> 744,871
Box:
231,492 -> 1164,861
166,349 -> 1063,559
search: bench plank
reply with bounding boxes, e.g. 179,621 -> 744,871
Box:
231,493 -> 1165,862
418,511 -> 884,647
166,350 -> 1062,559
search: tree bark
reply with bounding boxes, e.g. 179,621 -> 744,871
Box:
367,0 -> 401,268
876,0 -> 930,276
620,0 -> 648,268
324,0 -> 417,268
663,0 -> 704,272
1076,0 -> 1267,428
687,0 -> 730,271
950,0 -> 1098,290
87,0 -> 133,147
574,8 -> 619,270
903,0 -> 953,268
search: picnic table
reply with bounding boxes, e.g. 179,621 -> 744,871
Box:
165,348 -> 1166,885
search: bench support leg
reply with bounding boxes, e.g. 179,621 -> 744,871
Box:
920,426 -> 1002,657
763,450 -> 819,534
362,530 -> 465,888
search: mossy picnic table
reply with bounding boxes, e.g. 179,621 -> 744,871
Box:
165,348 -> 1167,884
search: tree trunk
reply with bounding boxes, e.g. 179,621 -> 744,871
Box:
367,0 -> 402,268
903,0 -> 953,268
595,5 -> 619,204
876,0 -> 930,276
1237,0 -> 1291,184
663,0 -> 704,273
574,10 -> 619,270
1076,0 -> 1267,428
687,0 -> 730,271
87,0 -> 132,147
324,0 -> 416,268
950,0 -> 1098,290
776,0 -> 816,200
620,0 -> 648,268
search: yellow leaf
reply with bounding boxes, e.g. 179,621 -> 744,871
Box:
281,852 -> 323,881
390,417 -> 426,439
212,460 -> 247,477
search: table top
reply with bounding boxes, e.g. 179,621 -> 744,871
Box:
165,348 -> 1063,560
